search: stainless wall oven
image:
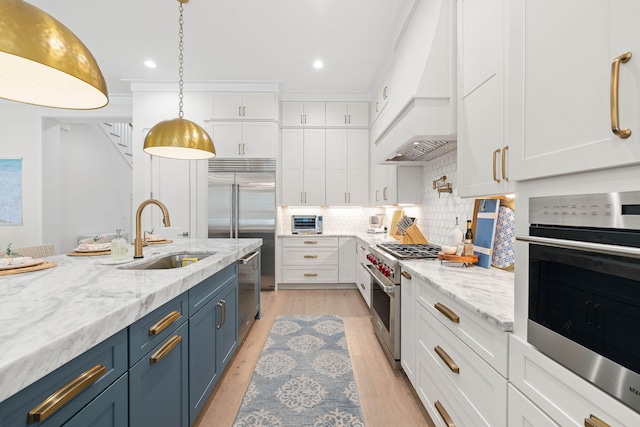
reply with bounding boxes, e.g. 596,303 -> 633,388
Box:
520,192 -> 640,412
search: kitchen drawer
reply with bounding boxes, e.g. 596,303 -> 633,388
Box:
189,263 -> 238,315
282,266 -> 339,283
129,292 -> 188,366
282,237 -> 338,248
416,304 -> 507,426
355,262 -> 371,307
0,329 -> 127,427
282,247 -> 338,265
509,335 -> 640,427
355,239 -> 369,257
416,276 -> 509,376
507,384 -> 558,427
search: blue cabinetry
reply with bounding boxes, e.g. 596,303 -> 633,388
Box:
62,373 -> 128,427
188,264 -> 239,425
0,330 -> 127,427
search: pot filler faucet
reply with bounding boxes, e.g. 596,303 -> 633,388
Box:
134,199 -> 171,258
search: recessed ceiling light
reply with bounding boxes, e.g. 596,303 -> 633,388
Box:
144,60 -> 157,69
313,60 -> 324,69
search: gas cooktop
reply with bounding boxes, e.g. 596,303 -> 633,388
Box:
376,243 -> 442,260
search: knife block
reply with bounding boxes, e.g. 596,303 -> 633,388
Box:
401,224 -> 428,244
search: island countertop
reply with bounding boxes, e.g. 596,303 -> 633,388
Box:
0,238 -> 261,402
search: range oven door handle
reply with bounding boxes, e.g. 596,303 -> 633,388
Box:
364,263 -> 396,293
516,235 -> 640,259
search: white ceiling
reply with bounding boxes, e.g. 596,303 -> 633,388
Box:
29,0 -> 416,97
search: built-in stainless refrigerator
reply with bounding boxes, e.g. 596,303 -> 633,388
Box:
208,158 -> 275,292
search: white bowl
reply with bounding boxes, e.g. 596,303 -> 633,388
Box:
441,245 -> 457,255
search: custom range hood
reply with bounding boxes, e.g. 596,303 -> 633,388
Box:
372,0 -> 457,164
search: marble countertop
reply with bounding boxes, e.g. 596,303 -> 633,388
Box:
278,232 -> 397,245
400,260 -> 514,331
0,238 -> 261,402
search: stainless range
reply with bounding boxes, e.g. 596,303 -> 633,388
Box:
365,242 -> 441,368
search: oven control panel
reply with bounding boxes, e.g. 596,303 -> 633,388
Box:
530,191 -> 640,230
366,253 -> 395,279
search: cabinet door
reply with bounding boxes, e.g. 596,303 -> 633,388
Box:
63,374 -> 128,427
210,122 -> 243,158
507,385 -> 559,427
347,102 -> 369,127
211,92 -> 243,119
326,102 -> 348,127
242,93 -> 275,120
382,164 -> 397,204
281,129 -> 304,205
281,102 -> 304,127
129,323 -> 189,427
303,102 -> 326,127
325,129 -> 348,206
508,0 -> 640,180
303,129 -> 326,206
347,129 -> 369,205
338,237 -> 356,283
242,122 -> 276,158
216,280 -> 238,373
401,272 -> 416,385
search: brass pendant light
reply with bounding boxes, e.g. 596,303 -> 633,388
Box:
143,0 -> 215,160
0,0 -> 108,109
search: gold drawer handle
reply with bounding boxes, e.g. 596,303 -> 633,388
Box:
304,255 -> 318,259
434,400 -> 455,427
304,273 -> 318,277
611,51 -> 632,139
401,271 -> 411,280
360,283 -> 365,290
304,241 -> 318,244
150,335 -> 182,364
435,303 -> 460,323
27,364 -> 106,424
585,414 -> 611,427
492,149 -> 501,183
148,310 -> 181,336
501,145 -> 509,182
434,345 -> 460,374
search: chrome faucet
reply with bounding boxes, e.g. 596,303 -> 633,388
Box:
134,199 -> 171,258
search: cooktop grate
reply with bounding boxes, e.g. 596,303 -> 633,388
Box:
377,243 -> 442,259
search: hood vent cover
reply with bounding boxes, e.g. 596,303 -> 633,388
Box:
388,139 -> 457,162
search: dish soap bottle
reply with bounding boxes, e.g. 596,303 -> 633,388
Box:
110,229 -> 127,260
449,217 -> 463,247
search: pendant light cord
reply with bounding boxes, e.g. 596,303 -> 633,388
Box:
178,1 -> 185,119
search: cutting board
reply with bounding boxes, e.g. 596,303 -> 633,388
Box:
473,199 -> 500,268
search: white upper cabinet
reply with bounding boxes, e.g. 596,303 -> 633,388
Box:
281,102 -> 326,127
280,129 -> 326,206
209,122 -> 276,158
457,0 -> 514,198
209,92 -> 276,120
325,102 -> 369,127
325,129 -> 369,206
508,0 -> 640,180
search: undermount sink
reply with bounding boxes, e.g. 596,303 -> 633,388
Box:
119,252 -> 215,270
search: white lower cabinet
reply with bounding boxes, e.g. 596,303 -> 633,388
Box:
281,237 -> 339,285
400,270 -> 415,385
507,384 -> 558,427
509,335 -> 640,427
338,237 -> 356,283
354,239 -> 371,307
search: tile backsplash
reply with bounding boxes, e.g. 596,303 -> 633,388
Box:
280,150 -> 476,245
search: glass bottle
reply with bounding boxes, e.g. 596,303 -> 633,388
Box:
449,216 -> 463,246
110,229 -> 127,260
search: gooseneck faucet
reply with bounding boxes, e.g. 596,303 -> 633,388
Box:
134,199 -> 171,258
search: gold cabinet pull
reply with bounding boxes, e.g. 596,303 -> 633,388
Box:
360,283 -> 365,290
434,400 -> 456,427
492,149 -> 501,183
304,273 -> 318,277
401,271 -> 412,280
148,310 -> 181,336
435,303 -> 460,323
304,255 -> 318,259
585,414 -> 612,427
375,189 -> 379,202
383,186 -> 388,200
150,335 -> 182,364
434,345 -> 460,374
27,364 -> 106,424
611,51 -> 632,139
304,241 -> 318,244
501,145 -> 509,182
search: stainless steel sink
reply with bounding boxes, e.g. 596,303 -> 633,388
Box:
119,252 -> 215,270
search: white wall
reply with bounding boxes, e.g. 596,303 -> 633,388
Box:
0,104 -> 42,250
42,123 -> 132,253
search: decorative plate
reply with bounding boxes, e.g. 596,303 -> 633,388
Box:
491,205 -> 515,269
0,258 -> 44,271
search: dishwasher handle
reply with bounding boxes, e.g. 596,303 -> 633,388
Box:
239,251 -> 259,264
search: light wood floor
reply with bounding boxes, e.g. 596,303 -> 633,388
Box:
194,289 -> 434,427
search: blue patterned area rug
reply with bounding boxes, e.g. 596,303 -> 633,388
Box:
233,315 -> 365,427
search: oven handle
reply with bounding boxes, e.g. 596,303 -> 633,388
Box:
363,263 -> 396,293
516,235 -> 640,259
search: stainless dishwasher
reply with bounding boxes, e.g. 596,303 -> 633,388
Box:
238,250 -> 261,343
